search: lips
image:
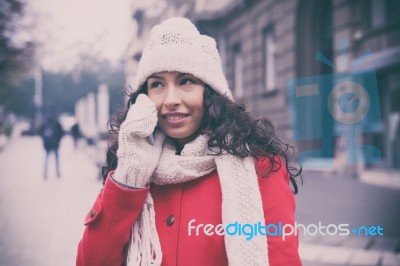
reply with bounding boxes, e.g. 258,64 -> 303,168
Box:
162,112 -> 189,125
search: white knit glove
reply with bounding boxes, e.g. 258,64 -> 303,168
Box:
113,94 -> 166,187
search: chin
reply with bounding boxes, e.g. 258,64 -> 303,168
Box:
166,132 -> 191,139
164,129 -> 197,140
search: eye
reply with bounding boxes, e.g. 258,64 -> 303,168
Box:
180,78 -> 195,85
149,81 -> 163,89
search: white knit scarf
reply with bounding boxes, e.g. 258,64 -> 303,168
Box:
127,134 -> 269,265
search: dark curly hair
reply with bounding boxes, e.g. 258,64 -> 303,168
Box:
102,83 -> 302,193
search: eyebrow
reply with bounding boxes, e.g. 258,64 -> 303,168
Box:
148,74 -> 165,80
148,73 -> 194,80
177,73 -> 191,78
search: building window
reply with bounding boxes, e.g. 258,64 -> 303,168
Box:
386,0 -> 400,24
234,45 -> 244,98
264,28 -> 276,92
371,0 -> 385,28
370,0 -> 400,29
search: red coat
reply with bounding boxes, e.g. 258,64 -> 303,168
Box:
77,158 -> 302,265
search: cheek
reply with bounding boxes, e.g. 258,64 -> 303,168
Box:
147,94 -> 162,110
190,95 -> 204,119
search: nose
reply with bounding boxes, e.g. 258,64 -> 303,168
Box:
163,86 -> 181,108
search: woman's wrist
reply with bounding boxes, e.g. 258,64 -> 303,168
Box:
111,174 -> 146,189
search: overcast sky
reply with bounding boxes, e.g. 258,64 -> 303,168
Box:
26,0 -> 132,72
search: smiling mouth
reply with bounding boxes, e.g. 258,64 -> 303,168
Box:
164,114 -> 189,121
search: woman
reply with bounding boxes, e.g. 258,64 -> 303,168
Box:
77,17 -> 302,266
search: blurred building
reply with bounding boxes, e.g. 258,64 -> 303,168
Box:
125,0 -> 400,179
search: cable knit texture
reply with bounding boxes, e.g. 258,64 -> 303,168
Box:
127,134 -> 269,266
134,17 -> 233,100
114,94 -> 165,187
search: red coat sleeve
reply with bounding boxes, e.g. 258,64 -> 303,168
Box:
76,172 -> 149,266
257,157 -> 302,266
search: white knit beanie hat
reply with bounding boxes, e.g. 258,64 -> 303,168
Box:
134,17 -> 233,100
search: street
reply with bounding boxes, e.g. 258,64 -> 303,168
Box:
0,131 -> 399,265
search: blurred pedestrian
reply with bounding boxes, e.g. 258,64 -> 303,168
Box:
39,113 -> 64,179
71,122 -> 81,148
77,17 -> 302,265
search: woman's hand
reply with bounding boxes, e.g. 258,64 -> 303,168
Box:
114,94 -> 165,187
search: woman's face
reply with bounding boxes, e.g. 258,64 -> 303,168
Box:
147,71 -> 205,147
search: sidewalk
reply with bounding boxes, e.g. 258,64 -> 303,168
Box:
0,134 -> 102,266
297,171 -> 400,266
360,170 -> 400,190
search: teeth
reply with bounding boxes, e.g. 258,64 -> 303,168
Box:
166,115 -> 186,121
